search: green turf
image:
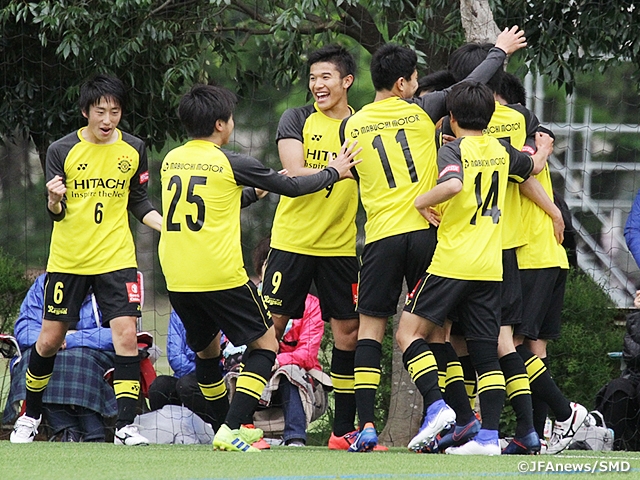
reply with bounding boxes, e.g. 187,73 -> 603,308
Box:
1,443 -> 639,480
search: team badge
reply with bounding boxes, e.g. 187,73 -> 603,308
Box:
118,156 -> 132,173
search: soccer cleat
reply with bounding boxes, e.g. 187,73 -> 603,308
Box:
240,424 -> 268,449
329,430 -> 387,451
407,399 -> 456,452
347,423 -> 379,452
502,430 -> 541,455
10,414 -> 41,444
435,415 -> 481,452
446,437 -> 501,455
546,402 -> 588,455
114,424 -> 149,446
213,424 -> 260,452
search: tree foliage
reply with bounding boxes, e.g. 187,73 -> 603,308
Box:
3,1 -> 637,157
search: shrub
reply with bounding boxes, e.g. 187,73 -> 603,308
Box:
549,269 -> 622,410
0,248 -> 30,333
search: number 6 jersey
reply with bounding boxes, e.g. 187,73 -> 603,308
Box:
45,128 -> 154,275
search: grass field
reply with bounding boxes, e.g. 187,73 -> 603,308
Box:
1,443 -> 639,480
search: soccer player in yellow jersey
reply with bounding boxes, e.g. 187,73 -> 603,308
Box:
451,55 -> 587,454
158,84 -> 360,452
262,46 -> 369,449
340,27 -> 527,452
10,74 -> 163,445
397,82 -> 553,455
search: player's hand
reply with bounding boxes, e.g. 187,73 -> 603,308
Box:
494,26 -> 527,55
328,140 -> 363,180
552,213 -> 565,245
46,175 -> 66,213
442,134 -> 456,145
635,291 -> 640,309
535,131 -> 554,157
417,207 -> 441,227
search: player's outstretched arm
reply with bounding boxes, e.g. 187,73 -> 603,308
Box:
142,210 -> 163,232
494,26 -> 527,55
326,140 -> 362,180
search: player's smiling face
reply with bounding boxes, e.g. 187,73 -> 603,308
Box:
309,61 -> 352,114
82,96 -> 122,144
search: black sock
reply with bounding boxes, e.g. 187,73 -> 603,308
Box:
24,346 -> 56,419
331,347 -> 356,436
354,339 -> 382,429
467,340 -> 505,431
458,354 -> 477,409
225,349 -> 275,430
500,352 -> 534,437
195,355 -> 229,427
403,339 -> 441,409
516,345 -> 571,423
113,354 -> 141,429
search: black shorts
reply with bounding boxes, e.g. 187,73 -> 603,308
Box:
262,249 -> 358,321
501,248 -> 523,326
404,274 -> 501,342
43,268 -> 141,324
514,267 -> 568,341
358,229 -> 436,318
169,282 -> 273,353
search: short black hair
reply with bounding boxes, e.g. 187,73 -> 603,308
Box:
178,84 -> 237,138
499,72 -> 527,106
446,82 -> 495,130
370,44 -> 417,92
448,43 -> 503,94
252,236 -> 271,279
308,44 -> 356,79
415,70 -> 456,96
78,74 -> 127,114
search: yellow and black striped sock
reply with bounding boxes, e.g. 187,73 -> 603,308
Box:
331,347 -> 356,436
468,340 -> 505,431
196,354 -> 229,426
403,339 -> 441,408
113,354 -> 141,429
500,352 -> 534,437
24,346 -> 56,419
354,339 -> 382,429
226,349 -> 275,430
444,342 -> 475,424
459,354 -> 478,409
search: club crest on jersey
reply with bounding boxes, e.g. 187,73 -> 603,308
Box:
350,129 -> 359,139
118,156 -> 132,173
126,282 -> 141,303
438,164 -> 460,178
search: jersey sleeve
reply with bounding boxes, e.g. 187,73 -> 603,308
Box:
276,106 -> 311,143
436,141 -> 464,184
240,187 -> 259,208
417,47 -> 507,122
502,139 -> 534,183
45,141 -> 67,221
227,151 -> 340,197
126,139 -> 158,222
509,104 -> 541,154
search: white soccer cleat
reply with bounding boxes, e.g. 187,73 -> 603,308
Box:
446,438 -> 501,455
10,414 -> 41,443
546,402 -> 588,455
114,424 -> 149,446
407,399 -> 456,452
